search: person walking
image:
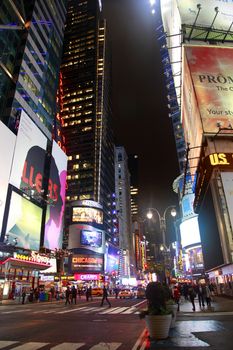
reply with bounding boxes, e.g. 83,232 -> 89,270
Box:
205,284 -> 212,308
71,285 -> 77,304
173,285 -> 181,312
21,288 -> 26,304
196,283 -> 206,309
100,286 -> 111,307
188,285 -> 196,311
65,286 -> 71,305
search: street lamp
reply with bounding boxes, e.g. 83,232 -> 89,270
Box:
146,206 -> 177,283
146,206 -> 176,250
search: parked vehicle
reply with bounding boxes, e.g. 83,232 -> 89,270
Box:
119,288 -> 134,299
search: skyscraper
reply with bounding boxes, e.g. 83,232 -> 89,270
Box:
60,0 -> 115,246
128,154 -> 139,222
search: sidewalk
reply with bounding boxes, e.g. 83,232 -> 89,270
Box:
148,296 -> 233,349
178,295 -> 233,314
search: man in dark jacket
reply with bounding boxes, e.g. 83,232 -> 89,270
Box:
100,286 -> 111,307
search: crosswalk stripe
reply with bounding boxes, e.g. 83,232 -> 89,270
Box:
2,309 -> 31,314
57,308 -> 81,314
99,307 -> 128,314
50,342 -> 85,349
121,307 -> 137,314
0,341 -> 19,349
89,343 -> 122,350
10,342 -> 49,350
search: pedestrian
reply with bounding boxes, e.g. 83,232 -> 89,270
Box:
173,285 -> 181,311
196,283 -> 206,309
21,288 -> 26,305
188,285 -> 196,311
205,284 -> 212,308
78,287 -> 82,299
114,286 -> 119,299
88,286 -> 93,301
71,285 -> 77,304
65,286 -> 71,305
100,286 -> 111,307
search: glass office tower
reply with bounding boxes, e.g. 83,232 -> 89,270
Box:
60,0 -> 115,245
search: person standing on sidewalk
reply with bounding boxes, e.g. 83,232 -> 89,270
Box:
65,286 -> 71,305
71,285 -> 77,304
21,288 -> 26,304
100,285 -> 111,308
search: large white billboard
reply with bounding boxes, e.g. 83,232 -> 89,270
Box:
0,122 -> 16,232
180,216 -> 201,248
177,0 -> 233,31
9,110 -> 48,191
44,141 -> 67,250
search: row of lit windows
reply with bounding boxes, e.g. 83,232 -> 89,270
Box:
67,154 -> 80,160
63,88 -> 93,98
66,193 -> 91,201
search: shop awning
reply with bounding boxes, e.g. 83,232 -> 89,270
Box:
0,257 -> 51,271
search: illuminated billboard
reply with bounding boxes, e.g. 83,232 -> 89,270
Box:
80,229 -> 102,248
71,254 -> 104,272
72,207 -> 103,224
0,122 -> 16,232
184,45 -> 233,134
177,0 -> 233,32
9,110 -> 48,191
68,224 -> 105,254
182,46 -> 203,179
5,191 -> 42,250
180,216 -> 201,248
105,244 -> 119,274
44,141 -> 67,250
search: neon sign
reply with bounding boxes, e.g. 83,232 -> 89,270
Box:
13,251 -> 50,265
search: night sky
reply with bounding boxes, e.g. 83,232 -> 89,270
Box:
103,0 -> 180,215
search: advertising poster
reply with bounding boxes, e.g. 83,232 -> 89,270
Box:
68,223 -> 105,254
177,0 -> 233,32
9,110 -> 48,191
44,141 -> 67,250
5,191 -> 42,250
221,171 -> 233,241
71,254 -> 104,272
72,206 -> 103,224
105,244 -> 119,274
184,45 -> 233,134
0,122 -> 16,232
182,47 -> 203,178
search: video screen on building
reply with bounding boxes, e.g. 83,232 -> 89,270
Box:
44,141 -> 67,250
5,191 -> 42,251
105,244 -> 119,274
80,229 -> 102,248
180,216 -> 201,249
72,207 -> 103,224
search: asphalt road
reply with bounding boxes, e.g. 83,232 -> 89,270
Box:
0,297 -> 147,350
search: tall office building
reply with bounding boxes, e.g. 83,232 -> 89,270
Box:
115,146 -> 134,279
60,0 -> 115,246
128,154 -> 139,222
0,0 -> 67,299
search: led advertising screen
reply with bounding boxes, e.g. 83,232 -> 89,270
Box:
105,244 -> 119,274
80,229 -> 102,248
44,141 -> 67,250
72,207 -> 103,224
180,216 -> 201,249
68,224 -> 104,254
184,45 -> 233,134
71,254 -> 104,272
5,191 -> 42,250
0,122 -> 16,232
9,110 -> 48,192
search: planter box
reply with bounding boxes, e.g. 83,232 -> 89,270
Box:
145,314 -> 172,339
166,304 -> 178,328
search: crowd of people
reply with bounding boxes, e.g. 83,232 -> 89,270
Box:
170,281 -> 216,312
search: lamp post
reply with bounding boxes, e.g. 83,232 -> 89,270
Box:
146,206 -> 177,283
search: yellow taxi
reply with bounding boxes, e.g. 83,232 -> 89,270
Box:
118,288 -> 134,299
91,287 -> 103,296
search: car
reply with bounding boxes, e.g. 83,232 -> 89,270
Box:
136,287 -> 146,299
118,288 -> 134,299
91,287 -> 103,296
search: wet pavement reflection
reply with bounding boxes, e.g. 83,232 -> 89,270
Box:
151,320 -> 225,347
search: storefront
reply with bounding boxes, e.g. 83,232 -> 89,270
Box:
0,251 -> 51,302
207,263 -> 233,297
